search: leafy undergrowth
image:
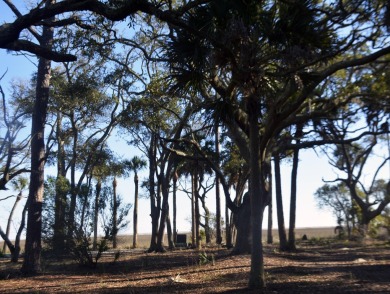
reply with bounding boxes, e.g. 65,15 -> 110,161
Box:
0,240 -> 389,293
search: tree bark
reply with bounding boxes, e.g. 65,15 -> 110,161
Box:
166,210 -> 175,249
288,124 -> 303,251
112,177 -> 118,248
274,153 -> 288,251
172,170 -> 178,244
215,125 -> 222,245
267,180 -> 273,244
148,133 -> 159,252
225,200 -> 232,248
232,193 -> 251,254
21,5 -> 53,273
133,173 -> 139,248
247,96 -> 266,289
93,179 -> 101,250
191,173 -> 196,248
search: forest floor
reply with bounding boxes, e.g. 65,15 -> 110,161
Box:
0,239 -> 389,293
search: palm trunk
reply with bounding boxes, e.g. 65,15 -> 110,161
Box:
112,177 -> 118,249
247,96 -> 266,289
191,173 -> 196,247
133,173 -> 139,248
288,124 -> 303,250
93,179 -> 102,250
172,170 -> 178,244
274,153 -> 288,250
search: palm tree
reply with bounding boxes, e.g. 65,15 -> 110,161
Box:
124,156 -> 147,248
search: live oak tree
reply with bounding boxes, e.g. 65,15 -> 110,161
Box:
0,80 -> 31,191
315,183 -> 359,238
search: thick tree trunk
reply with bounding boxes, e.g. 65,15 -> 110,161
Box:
247,97 -> 266,289
21,11 -> 53,273
274,153 -> 288,251
133,173 -> 139,248
232,193 -> 251,254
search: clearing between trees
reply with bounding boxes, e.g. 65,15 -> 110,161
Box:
0,239 -> 389,293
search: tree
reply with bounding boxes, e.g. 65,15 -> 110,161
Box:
99,185 -> 131,245
164,0 -> 390,288
21,0 -> 55,274
0,79 -> 31,191
315,183 -> 358,238
124,156 -> 147,249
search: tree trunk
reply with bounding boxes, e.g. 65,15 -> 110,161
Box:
232,193 -> 251,254
93,179 -> 102,250
194,168 -> 201,250
267,186 -> 273,244
200,196 -> 211,244
215,125 -> 222,245
191,173 -> 196,248
3,192 -> 22,253
12,198 -> 28,262
112,177 -> 118,249
0,225 -> 15,255
166,211 -> 175,249
247,96 -> 266,289
133,173 -> 139,248
21,10 -> 53,273
287,124 -> 303,251
172,170 -> 178,244
148,134 -> 159,252
225,200 -> 232,248
274,153 -> 288,251
156,172 -> 169,252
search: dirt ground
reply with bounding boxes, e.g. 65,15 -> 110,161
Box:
0,240 -> 389,293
